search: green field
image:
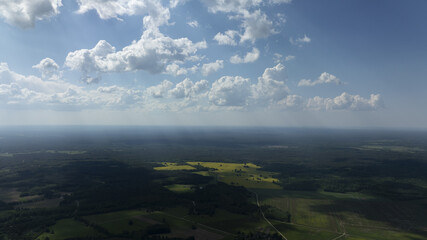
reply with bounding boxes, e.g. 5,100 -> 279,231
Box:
274,222 -> 340,240
83,209 -> 151,235
165,184 -> 195,193
259,190 -> 427,240
36,218 -> 104,240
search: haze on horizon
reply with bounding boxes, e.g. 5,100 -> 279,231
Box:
0,0 -> 426,128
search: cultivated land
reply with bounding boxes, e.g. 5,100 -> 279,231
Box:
0,127 -> 426,240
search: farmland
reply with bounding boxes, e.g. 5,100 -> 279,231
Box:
0,127 -> 426,239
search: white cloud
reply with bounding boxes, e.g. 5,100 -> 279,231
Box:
169,0 -> 188,8
204,0 -> 290,45
285,55 -> 295,61
252,63 -> 289,104
201,60 -> 224,76
273,53 -> 282,63
290,34 -> 311,46
0,62 -> 384,113
75,0 -> 170,30
307,92 -> 383,111
32,58 -> 61,80
230,48 -> 260,64
209,76 -> 252,106
270,0 -> 292,4
65,30 -> 207,83
0,62 -> 145,109
169,78 -> 209,98
164,63 -> 198,76
187,20 -> 199,28
240,10 -> 275,43
298,72 -> 341,87
213,30 -> 239,46
277,95 -> 304,109
0,0 -> 62,28
145,80 -> 173,98
201,0 -> 290,14
202,0 -> 262,14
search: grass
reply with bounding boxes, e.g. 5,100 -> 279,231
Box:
263,196 -> 340,232
183,208 -> 270,234
355,145 -> 425,153
36,218 -> 104,240
154,162 -> 196,171
83,209 -> 150,235
345,225 -> 427,240
187,162 -> 281,189
273,222 -> 341,240
165,184 -> 195,193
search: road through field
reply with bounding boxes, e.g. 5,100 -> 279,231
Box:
255,193 -> 288,240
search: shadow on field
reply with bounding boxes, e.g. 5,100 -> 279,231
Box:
309,198 -> 427,237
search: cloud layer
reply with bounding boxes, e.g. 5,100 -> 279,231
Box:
0,62 -> 382,112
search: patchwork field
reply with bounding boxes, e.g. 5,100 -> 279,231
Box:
154,161 -> 282,189
36,218 -> 105,240
39,208 -> 231,240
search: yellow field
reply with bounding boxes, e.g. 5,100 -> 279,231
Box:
153,162 -> 196,171
152,162 -> 281,189
187,162 -> 281,189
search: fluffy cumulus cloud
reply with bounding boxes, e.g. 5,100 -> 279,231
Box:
252,63 -> 289,104
165,63 -> 198,76
230,48 -> 260,64
209,76 -> 252,106
204,0 -> 291,44
277,95 -> 304,110
32,58 -> 61,80
239,10 -> 275,43
213,30 -> 239,46
0,61 -> 383,112
169,78 -> 209,98
201,60 -> 224,76
145,80 -> 173,98
75,0 -> 170,30
298,72 -> 341,87
307,93 -> 383,111
0,0 -> 62,28
65,31 -> 207,83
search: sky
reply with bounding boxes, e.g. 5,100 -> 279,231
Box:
0,0 -> 426,128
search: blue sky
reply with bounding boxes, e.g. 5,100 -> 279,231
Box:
0,0 -> 426,128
